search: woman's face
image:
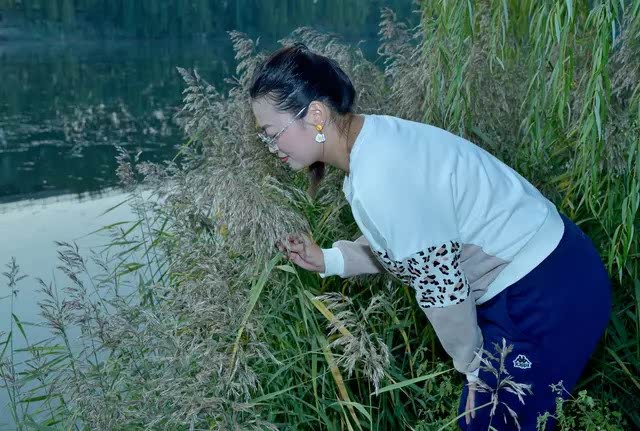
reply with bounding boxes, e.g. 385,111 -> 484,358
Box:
251,98 -> 320,171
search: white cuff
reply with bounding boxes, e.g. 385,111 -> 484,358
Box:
466,368 -> 480,383
318,247 -> 345,278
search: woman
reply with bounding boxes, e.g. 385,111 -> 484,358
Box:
250,43 -> 612,430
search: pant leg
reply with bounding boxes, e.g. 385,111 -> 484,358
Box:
457,214 -> 612,430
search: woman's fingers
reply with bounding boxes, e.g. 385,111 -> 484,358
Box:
287,251 -> 308,270
288,242 -> 305,254
281,234 -> 306,254
277,234 -> 316,267
275,233 -> 322,273
465,395 -> 471,424
465,383 -> 476,425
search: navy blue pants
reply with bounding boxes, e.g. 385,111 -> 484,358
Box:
457,214 -> 612,430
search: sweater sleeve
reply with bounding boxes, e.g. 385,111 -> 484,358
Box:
371,242 -> 483,379
422,296 -> 483,381
318,235 -> 385,278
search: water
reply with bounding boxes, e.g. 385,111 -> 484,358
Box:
0,38 -> 235,203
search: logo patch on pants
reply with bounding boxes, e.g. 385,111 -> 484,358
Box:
513,354 -> 532,369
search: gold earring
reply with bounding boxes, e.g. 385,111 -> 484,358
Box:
315,123 -> 326,143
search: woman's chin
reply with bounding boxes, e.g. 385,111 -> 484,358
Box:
287,159 -> 303,171
285,157 -> 310,172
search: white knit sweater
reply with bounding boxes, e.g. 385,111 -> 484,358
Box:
319,114 -> 564,381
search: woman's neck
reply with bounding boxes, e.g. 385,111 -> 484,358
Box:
322,113 -> 365,174
337,113 -> 364,174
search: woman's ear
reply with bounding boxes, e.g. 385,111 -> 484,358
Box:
307,101 -> 328,126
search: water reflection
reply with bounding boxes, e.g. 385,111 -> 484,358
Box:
0,39 -> 235,203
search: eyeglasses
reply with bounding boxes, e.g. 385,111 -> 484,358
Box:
257,105 -> 307,151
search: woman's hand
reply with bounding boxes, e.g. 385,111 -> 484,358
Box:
465,382 -> 477,425
276,233 -> 325,273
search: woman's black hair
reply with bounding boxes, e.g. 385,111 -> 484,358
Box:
249,43 -> 356,198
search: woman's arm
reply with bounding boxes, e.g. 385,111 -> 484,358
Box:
422,296 -> 483,381
319,235 -> 385,278
320,236 -> 482,381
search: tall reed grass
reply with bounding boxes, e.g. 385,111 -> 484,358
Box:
384,0 -> 639,426
1,0 -> 637,429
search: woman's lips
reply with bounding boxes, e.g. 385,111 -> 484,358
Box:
280,156 -> 289,162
